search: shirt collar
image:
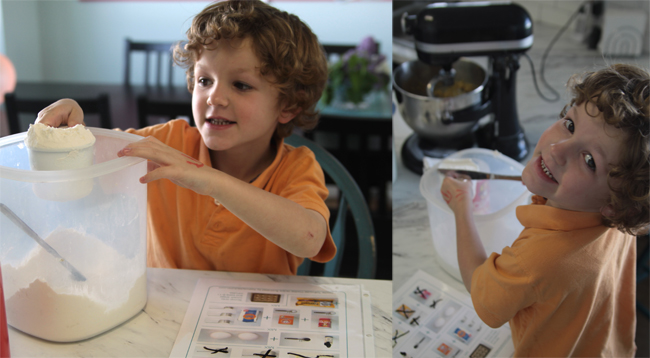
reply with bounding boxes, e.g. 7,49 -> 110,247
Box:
516,195 -> 604,231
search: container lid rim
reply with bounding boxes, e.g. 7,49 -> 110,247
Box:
0,127 -> 146,183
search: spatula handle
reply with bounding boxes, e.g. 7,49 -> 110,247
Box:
492,174 -> 523,181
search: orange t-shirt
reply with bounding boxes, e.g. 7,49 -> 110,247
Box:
125,120 -> 335,275
471,195 -> 636,357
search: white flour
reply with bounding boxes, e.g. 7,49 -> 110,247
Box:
24,123 -> 95,150
24,123 -> 96,177
1,228 -> 146,342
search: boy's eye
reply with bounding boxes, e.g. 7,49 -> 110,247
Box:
584,153 -> 596,171
197,78 -> 209,86
234,82 -> 253,91
563,118 -> 574,133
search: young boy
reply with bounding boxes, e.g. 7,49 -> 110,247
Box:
441,63 -> 649,356
35,0 -> 335,275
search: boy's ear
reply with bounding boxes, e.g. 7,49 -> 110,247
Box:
278,107 -> 301,124
600,204 -> 615,218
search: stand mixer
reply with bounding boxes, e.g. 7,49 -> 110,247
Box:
393,1 -> 533,174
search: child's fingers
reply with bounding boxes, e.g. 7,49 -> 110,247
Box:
138,165 -> 173,184
117,137 -> 205,186
442,175 -> 472,191
457,173 -> 471,182
147,160 -> 160,173
444,171 -> 471,182
35,99 -> 85,128
118,137 -> 172,165
119,137 -> 205,173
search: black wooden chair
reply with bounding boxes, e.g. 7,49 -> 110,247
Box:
137,94 -> 193,129
4,93 -> 111,134
126,38 -> 192,128
124,38 -> 180,87
285,134 -> 376,279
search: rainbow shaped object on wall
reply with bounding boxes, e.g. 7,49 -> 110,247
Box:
600,9 -> 648,57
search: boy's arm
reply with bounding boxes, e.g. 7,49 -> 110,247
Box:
118,136 -> 327,258
206,168 -> 328,258
440,175 -> 488,293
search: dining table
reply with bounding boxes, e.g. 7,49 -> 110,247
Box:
7,268 -> 392,357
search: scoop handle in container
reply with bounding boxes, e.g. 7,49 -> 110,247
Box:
0,203 -> 87,282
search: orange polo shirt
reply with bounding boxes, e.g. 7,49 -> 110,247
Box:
125,119 -> 335,275
471,195 -> 636,357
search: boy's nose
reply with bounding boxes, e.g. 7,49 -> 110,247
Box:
549,138 -> 574,166
208,86 -> 228,107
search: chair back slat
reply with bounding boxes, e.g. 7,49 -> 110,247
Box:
4,93 -> 112,134
125,38 -> 179,87
168,56 -> 174,87
156,52 -> 162,86
144,51 -> 150,87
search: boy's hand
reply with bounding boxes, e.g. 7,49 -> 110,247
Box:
35,99 -> 85,127
117,136 -> 213,196
442,171 -> 487,294
440,172 -> 473,214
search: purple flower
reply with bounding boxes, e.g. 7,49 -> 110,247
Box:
357,36 -> 378,56
367,54 -> 386,73
342,36 -> 379,63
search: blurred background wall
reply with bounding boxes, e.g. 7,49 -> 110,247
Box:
518,0 -> 649,55
0,0 -> 392,85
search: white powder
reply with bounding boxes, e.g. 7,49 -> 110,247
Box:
1,228 -> 146,342
24,123 -> 95,150
438,158 -> 479,172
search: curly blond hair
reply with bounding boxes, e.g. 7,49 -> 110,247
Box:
173,0 -> 328,138
561,64 -> 649,235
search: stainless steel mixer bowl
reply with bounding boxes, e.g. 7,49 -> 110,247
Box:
393,59 -> 488,140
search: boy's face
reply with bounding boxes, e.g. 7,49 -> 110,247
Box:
191,38 -> 295,154
521,101 -> 626,214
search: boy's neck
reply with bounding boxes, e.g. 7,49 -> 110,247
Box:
209,140 -> 277,183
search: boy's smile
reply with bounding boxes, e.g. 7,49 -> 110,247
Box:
522,101 -> 627,214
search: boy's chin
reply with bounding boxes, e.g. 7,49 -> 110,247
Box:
544,198 -> 606,214
520,167 -> 536,192
201,137 -> 227,152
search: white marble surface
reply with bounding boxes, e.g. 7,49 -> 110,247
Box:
392,20 -> 649,290
7,268 -> 392,357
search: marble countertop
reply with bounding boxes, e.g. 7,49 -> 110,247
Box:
7,268 -> 392,357
392,106 -> 469,294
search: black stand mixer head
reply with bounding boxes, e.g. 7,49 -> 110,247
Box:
396,1 -> 533,174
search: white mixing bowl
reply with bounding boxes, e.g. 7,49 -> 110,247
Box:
420,148 -> 531,282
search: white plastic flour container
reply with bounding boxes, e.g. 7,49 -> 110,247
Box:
420,148 -> 531,282
0,128 -> 148,342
